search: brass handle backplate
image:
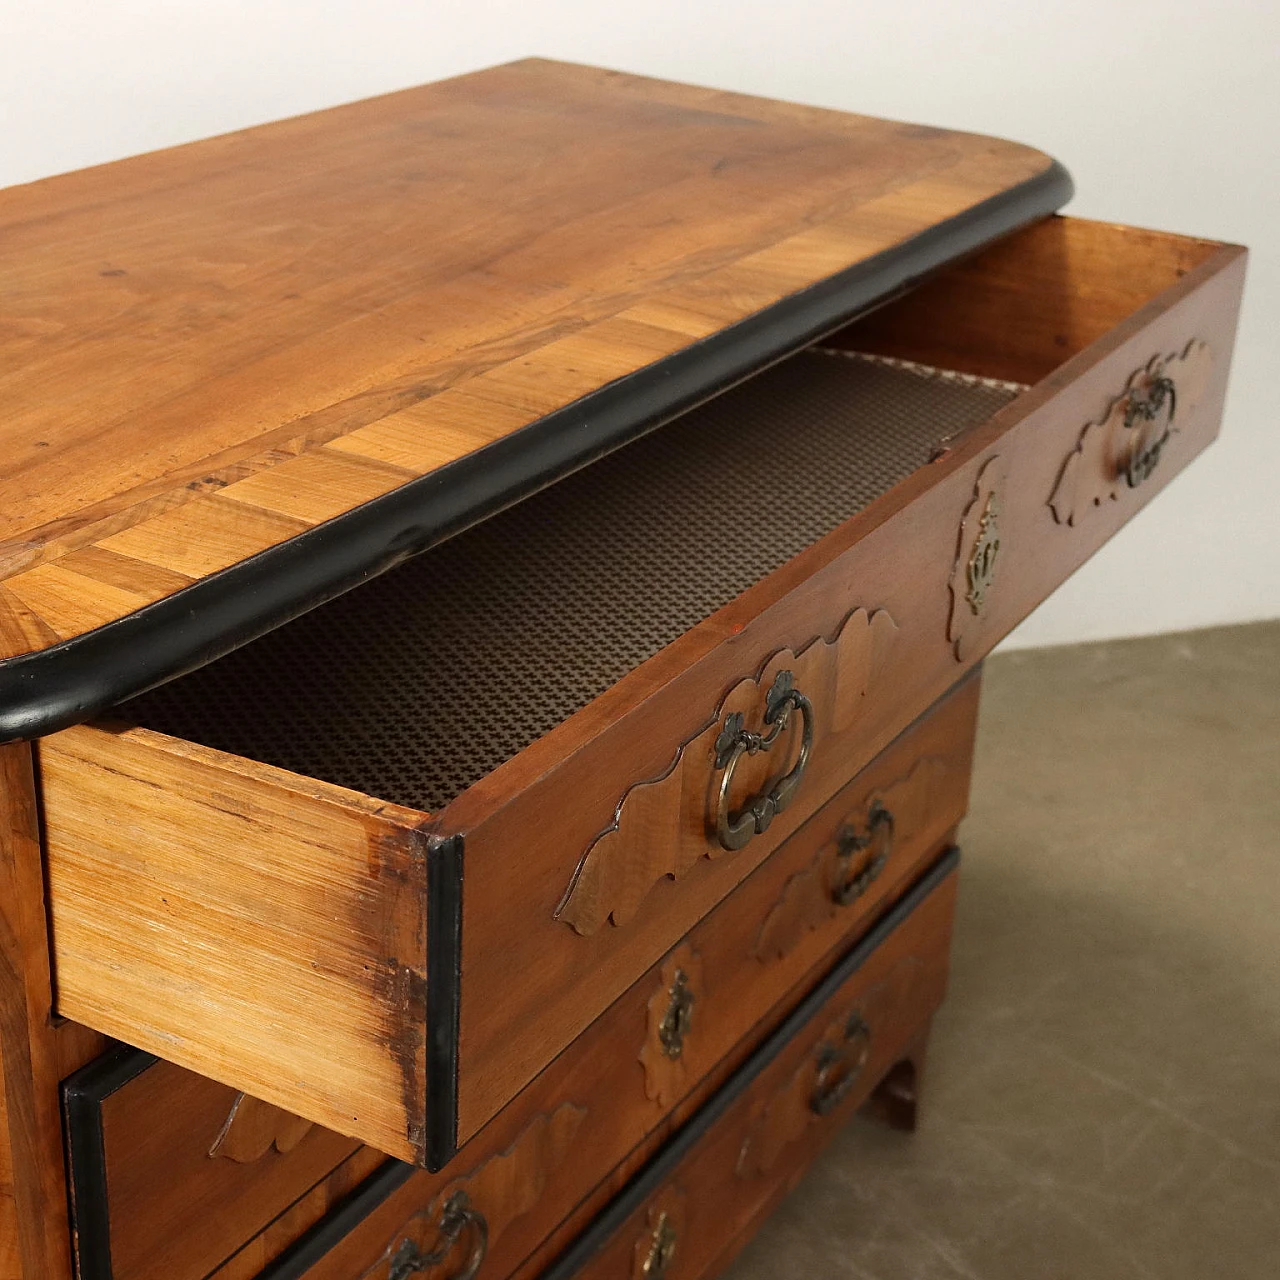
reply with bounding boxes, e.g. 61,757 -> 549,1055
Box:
1122,370 -> 1177,488
714,670 -> 814,852
832,802 -> 894,907
809,1012 -> 872,1117
378,1192 -> 488,1280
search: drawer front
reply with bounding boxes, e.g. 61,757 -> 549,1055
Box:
449,220 -> 1245,1139
39,217 -> 1245,1166
63,1051 -> 362,1280
213,684 -> 975,1280
243,851 -> 958,1280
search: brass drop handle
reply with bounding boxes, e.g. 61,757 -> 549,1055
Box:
832,802 -> 894,907
1122,371 -> 1177,488
378,1192 -> 488,1280
714,670 -> 814,852
809,1012 -> 872,1116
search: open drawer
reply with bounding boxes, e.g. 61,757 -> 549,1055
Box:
39,215 -> 1245,1167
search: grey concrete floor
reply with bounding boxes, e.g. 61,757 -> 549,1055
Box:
725,622 -> 1280,1280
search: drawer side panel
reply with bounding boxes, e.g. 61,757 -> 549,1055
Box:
41,727 -> 433,1164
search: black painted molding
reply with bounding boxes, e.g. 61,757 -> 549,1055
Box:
425,833 -> 464,1171
62,1045 -> 160,1280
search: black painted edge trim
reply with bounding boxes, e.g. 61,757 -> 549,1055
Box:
537,844 -> 962,1280
0,160 -> 1071,744
249,847 -> 960,1280
425,832 -> 464,1171
61,1045 -> 160,1280
253,1158 -> 415,1280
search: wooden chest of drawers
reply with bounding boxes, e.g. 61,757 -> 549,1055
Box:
0,58 -> 1244,1280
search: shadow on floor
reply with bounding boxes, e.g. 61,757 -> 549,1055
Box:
725,621 -> 1280,1280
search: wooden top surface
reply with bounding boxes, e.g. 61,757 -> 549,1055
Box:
0,58 -> 1067,739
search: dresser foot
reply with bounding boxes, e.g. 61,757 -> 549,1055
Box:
866,1022 -> 930,1132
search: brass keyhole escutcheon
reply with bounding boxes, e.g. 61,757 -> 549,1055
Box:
965,491 -> 1000,616
642,1211 -> 679,1279
658,969 -> 695,1059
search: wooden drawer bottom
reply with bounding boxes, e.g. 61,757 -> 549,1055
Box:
247,850 -> 958,1280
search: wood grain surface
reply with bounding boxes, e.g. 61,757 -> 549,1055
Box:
0,744 -> 74,1280
525,865 -> 958,1280
0,1084 -> 15,1280
139,686 -> 971,1277
208,1148 -> 389,1280
39,728 -> 437,1163
237,841 -> 960,1280
557,606 -> 898,935
0,59 -> 1058,662
37,218 -> 1245,1159
81,1056 -> 362,1280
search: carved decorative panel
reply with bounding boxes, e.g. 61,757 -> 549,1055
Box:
948,455 -> 1007,662
752,755 -> 953,964
1049,340 -> 1213,527
208,1093 -> 314,1163
357,1103 -> 586,1279
556,607 -> 898,935
640,944 -> 703,1108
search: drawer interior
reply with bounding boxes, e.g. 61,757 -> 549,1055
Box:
115,214 -> 1222,814
121,353 -> 1018,811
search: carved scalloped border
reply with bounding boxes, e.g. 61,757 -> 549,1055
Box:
1048,338 -> 1213,528
554,606 -> 898,936
751,753 -> 953,964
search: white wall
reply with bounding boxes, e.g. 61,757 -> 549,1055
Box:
2,1 -> 1276,647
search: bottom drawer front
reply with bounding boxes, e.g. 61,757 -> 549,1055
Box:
541,850 -> 958,1280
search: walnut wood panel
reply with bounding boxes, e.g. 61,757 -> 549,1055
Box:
751,711 -> 976,966
270,1105 -> 586,1280
0,743 -> 74,1280
38,730 -> 436,1164
0,1086 -> 16,1280
447,221 -> 1245,1138
0,58 -> 1057,655
78,1057 -> 361,1280
535,868 -> 957,1280
1048,339 -> 1214,527
558,606 -> 897,935
209,1148 -> 389,1280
